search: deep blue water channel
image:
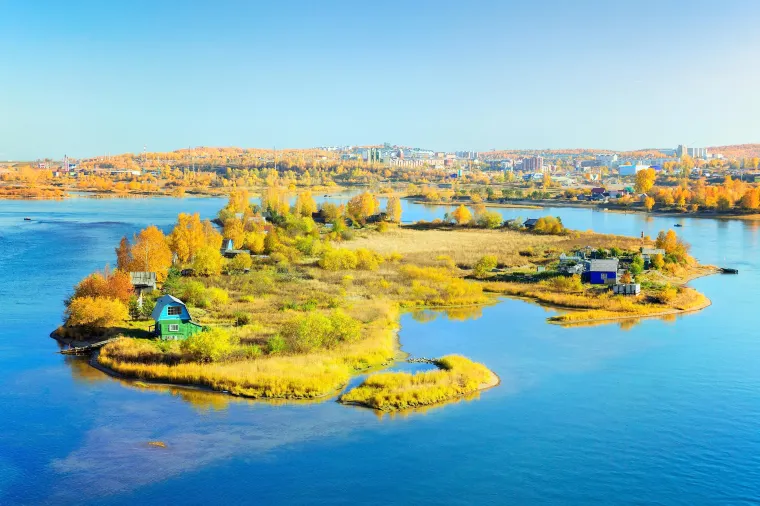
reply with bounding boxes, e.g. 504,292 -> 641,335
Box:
1,195 -> 760,505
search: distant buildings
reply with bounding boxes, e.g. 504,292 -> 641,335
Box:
676,144 -> 709,159
522,156 -> 544,172
618,164 -> 650,176
596,154 -> 618,166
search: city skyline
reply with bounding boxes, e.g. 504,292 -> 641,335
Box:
2,0 -> 760,160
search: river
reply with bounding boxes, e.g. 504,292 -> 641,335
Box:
1,195 -> 759,505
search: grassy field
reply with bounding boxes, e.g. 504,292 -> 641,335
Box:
344,227 -> 643,268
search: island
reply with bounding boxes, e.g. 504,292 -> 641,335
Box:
53,190 -> 714,412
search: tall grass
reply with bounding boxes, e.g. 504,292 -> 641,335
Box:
339,355 -> 498,411
98,305 -> 399,399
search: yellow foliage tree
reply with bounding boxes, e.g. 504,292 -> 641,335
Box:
66,296 -> 129,328
386,195 -> 402,223
635,168 -> 657,194
451,204 -> 472,225
347,192 -> 379,224
129,225 -> 173,281
192,246 -> 224,276
169,213 -> 206,263
294,191 -> 317,217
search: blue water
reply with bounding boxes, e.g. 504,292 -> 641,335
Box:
2,195 -> 760,505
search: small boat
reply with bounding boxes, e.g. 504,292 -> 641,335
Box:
674,223 -> 682,227
23,217 -> 31,221
720,268 -> 739,274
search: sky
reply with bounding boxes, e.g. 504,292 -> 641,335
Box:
1,0 -> 760,160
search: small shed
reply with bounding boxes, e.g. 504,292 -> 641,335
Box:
151,295 -> 204,340
524,218 -> 539,229
585,258 -> 619,285
613,283 -> 641,295
130,272 -> 157,308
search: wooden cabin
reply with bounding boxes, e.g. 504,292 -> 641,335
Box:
150,295 -> 204,340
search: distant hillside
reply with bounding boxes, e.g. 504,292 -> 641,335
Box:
708,144 -> 760,159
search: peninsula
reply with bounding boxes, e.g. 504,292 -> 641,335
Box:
54,190 -> 713,412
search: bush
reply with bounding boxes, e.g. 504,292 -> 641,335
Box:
233,311 -> 252,326
546,274 -> 583,292
629,255 -> 644,275
206,287 -> 229,306
180,327 -> 237,362
243,344 -> 263,359
266,334 -> 288,354
319,248 -> 358,271
225,253 -> 252,274
651,253 -> 665,270
282,310 -> 363,352
181,280 -> 207,307
356,248 -> 384,270
477,211 -> 503,229
473,255 -> 498,278
653,285 -> 678,304
65,296 -> 129,328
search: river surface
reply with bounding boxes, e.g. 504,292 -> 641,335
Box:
1,195 -> 760,505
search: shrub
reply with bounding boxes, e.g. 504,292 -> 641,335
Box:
206,287 -> 229,306
473,255 -> 498,278
653,285 -> 678,304
533,216 -> 566,235
243,344 -> 263,359
282,310 -> 363,352
319,248 -> 358,271
225,253 -> 252,274
266,334 -> 288,354
65,296 -> 129,328
233,311 -> 252,326
546,274 -> 583,292
181,327 -> 237,362
181,280 -> 207,307
629,255 -> 644,275
477,211 -> 503,229
651,253 -> 665,270
356,248 -> 384,270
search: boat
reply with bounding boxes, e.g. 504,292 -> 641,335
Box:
720,267 -> 739,274
23,217 -> 31,221
674,223 -> 682,227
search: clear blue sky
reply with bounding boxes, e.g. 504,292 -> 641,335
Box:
2,0 -> 759,160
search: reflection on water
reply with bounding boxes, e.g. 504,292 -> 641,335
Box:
409,304 -> 485,323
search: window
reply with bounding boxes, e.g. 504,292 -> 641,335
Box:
167,306 -> 182,316
168,324 -> 179,332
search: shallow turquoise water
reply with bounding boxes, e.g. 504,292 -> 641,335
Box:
1,196 -> 759,505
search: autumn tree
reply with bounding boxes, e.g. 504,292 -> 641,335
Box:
451,204 -> 472,225
223,218 -> 246,249
168,213 -> 207,263
66,296 -> 129,328
129,225 -> 173,281
192,246 -> 224,276
293,191 -> 317,217
347,192 -> 379,224
635,168 -> 657,194
386,195 -> 402,223
643,196 -> 655,211
71,267 -> 134,305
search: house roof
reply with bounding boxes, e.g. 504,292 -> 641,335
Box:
151,294 -> 187,321
524,218 -> 538,226
641,248 -> 665,255
588,259 -> 619,272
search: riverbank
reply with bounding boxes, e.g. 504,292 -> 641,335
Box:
411,194 -> 760,222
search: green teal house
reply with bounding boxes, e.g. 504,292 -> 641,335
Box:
151,295 -> 204,340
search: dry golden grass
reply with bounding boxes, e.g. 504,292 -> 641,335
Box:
98,306 -> 399,399
339,355 -> 498,411
344,227 -> 642,268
